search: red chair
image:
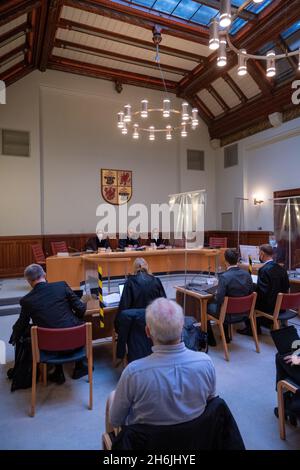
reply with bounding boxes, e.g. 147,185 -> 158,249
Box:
30,323 -> 93,417
31,244 -> 46,267
207,292 -> 259,361
51,241 -> 68,255
256,292 -> 300,330
209,237 -> 228,248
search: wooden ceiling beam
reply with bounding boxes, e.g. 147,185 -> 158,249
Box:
247,59 -> 273,96
210,82 -> 293,139
0,44 -> 25,67
184,95 -> 213,128
207,85 -> 230,112
0,60 -> 33,86
223,73 -> 247,103
58,18 -> 204,64
49,55 -> 178,91
54,38 -> 188,76
276,36 -> 298,71
39,0 -> 64,71
0,0 -> 41,26
192,0 -> 256,22
0,21 -> 29,47
63,0 -> 209,45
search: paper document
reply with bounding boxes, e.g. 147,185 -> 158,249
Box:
251,275 -> 258,284
103,293 -> 120,306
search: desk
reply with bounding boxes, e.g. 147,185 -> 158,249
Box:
46,248 -> 225,288
175,286 -> 213,333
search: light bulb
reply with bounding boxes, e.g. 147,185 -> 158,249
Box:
166,125 -> 172,140
182,102 -> 189,121
132,123 -> 139,140
124,104 -> 131,122
181,123 -> 187,137
237,49 -> 247,76
209,19 -> 219,50
149,126 -> 155,141
217,38 -> 227,67
163,98 -> 170,117
219,0 -> 231,28
141,99 -> 148,118
121,123 -> 128,135
117,111 -> 124,128
192,108 -> 199,127
266,50 -> 276,77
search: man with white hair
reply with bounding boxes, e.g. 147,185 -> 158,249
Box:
107,298 -> 216,429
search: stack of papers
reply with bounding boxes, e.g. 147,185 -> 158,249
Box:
103,293 -> 120,306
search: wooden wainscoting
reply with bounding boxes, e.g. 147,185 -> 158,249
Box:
0,231 -> 271,278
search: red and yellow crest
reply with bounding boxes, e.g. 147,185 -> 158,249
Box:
101,169 -> 132,205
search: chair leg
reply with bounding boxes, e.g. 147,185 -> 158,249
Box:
273,319 -> 280,330
30,363 -> 37,417
42,364 -> 47,386
219,322 -> 229,361
278,382 -> 286,440
249,316 -> 260,353
88,355 -> 93,410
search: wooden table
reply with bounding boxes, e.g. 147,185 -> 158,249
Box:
175,286 -> 213,333
46,248 -> 225,289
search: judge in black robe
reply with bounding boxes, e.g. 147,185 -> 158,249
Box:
150,228 -> 166,248
118,228 -> 141,250
85,230 -> 110,251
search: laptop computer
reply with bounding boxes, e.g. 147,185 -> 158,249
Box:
270,326 -> 300,356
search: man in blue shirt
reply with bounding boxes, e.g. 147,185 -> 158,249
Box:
106,298 -> 216,430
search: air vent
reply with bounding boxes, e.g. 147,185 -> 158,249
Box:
224,143 -> 238,168
221,212 -> 233,230
187,149 -> 205,171
1,129 -> 30,157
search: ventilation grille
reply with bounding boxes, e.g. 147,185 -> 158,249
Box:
224,143 -> 238,168
187,149 -> 205,171
1,129 -> 30,157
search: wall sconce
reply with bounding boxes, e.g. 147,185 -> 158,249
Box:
254,197 -> 264,206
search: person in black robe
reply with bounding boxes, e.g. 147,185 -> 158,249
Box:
85,230 -> 110,251
115,258 -> 166,330
118,228 -> 141,250
150,228 -> 166,248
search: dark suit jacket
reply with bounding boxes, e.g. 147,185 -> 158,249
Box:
84,236 -> 110,251
111,396 -> 245,450
256,260 -> 290,313
10,281 -> 86,344
117,272 -> 166,316
118,237 -> 141,250
214,267 -> 254,310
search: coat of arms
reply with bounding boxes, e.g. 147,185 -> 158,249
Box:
101,169 -> 132,205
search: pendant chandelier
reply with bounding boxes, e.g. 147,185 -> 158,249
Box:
117,27 -> 199,141
209,0 -> 300,77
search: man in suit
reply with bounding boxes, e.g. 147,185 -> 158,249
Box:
10,264 -> 88,384
84,229 -> 110,251
238,244 -> 290,336
207,249 -> 254,345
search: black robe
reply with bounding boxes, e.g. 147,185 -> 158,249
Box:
84,236 -> 110,251
118,237 -> 141,250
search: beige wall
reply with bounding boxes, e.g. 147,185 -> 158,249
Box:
0,70 -> 217,236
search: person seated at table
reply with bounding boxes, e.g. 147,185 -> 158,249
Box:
238,244 -> 290,336
274,352 -> 300,425
149,228 -> 166,248
115,258 -> 166,328
84,229 -> 110,251
207,248 -> 253,346
107,298 -> 216,429
9,264 -> 89,384
118,228 -> 141,250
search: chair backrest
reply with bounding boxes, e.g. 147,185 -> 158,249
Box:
51,241 -> 68,255
225,293 -> 257,315
280,292 -> 300,311
35,324 -> 87,351
209,237 -> 227,248
31,244 -> 46,264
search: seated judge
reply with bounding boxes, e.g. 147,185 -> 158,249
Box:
85,229 -> 110,251
115,258 -> 166,327
107,298 -> 216,429
238,244 -> 290,336
150,228 -> 166,248
118,228 -> 141,250
10,264 -> 89,384
207,249 -> 253,345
